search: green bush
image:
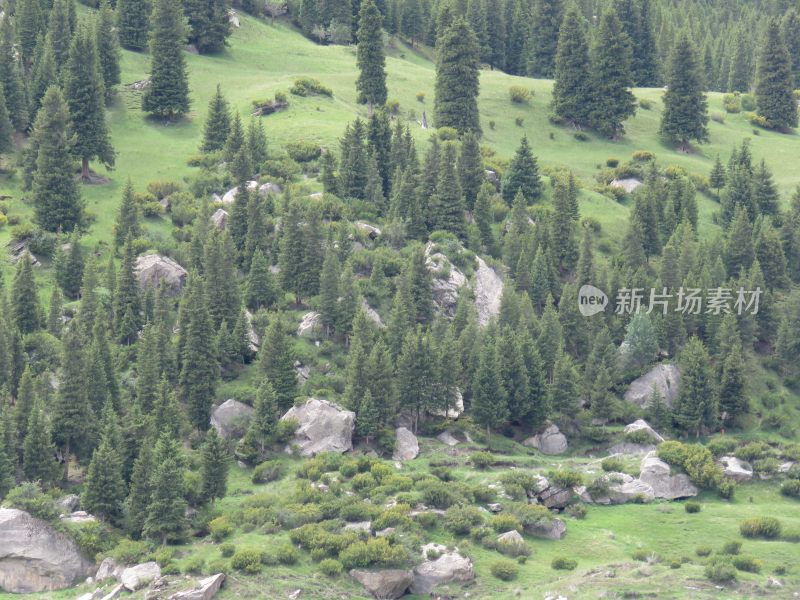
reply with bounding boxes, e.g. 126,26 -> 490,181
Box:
183,556 -> 205,574
338,537 -> 406,570
509,86 -> 531,103
416,91 -> 425,103
208,516 -> 234,541
252,461 -> 285,484
632,549 -> 658,562
601,457 -> 624,472
638,98 -> 652,110
719,540 -> 741,555
695,546 -> 712,557
735,441 -> 770,462
606,158 -> 619,168
289,77 -> 333,97
723,92 -> 741,113
706,436 -> 737,457
490,559 -> 519,581
551,556 -> 577,570
492,514 -> 523,533
781,480 -> 800,498
631,150 -> 655,162
340,502 -> 378,522
231,549 -> 263,574
276,544 -> 299,565
414,512 -> 438,530
740,517 -> 782,539
418,480 -> 462,508
437,127 -> 459,141
70,521 -> 117,559
4,483 -> 60,521
705,557 -> 737,583
219,543 -> 236,557
547,469 -> 583,488
285,141 -> 322,163
319,558 -> 343,576
373,504 -> 412,530
732,556 -> 761,573
444,506 -> 484,535
153,546 -> 175,567
470,451 -> 495,469
684,501 -> 701,514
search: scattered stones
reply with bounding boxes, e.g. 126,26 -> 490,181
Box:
624,364 -> 680,408
281,398 -> 355,457
210,399 -> 254,440
523,424 -> 568,455
639,452 -> 698,499
0,508 -> 95,593
718,456 -> 753,482
135,254 -> 188,296
120,562 -> 161,592
287,589 -> 302,599
350,569 -> 412,599
487,503 -> 503,513
473,257 -> 503,327
623,419 -> 665,443
410,544 -> 474,595
392,427 -> 419,461
168,573 -> 225,600
484,169 -> 499,185
296,311 -> 322,339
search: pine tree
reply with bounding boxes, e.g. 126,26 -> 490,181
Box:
727,34 -> 751,93
22,396 -> 58,485
434,17 -> 481,134
755,18 -> 797,131
143,435 -> 187,544
724,205 -> 754,277
710,155 -> 726,196
485,0 -> 505,69
718,343 -> 747,425
457,131 -> 483,211
29,38 -> 57,120
64,24 -> 115,180
633,0 -> 659,86
200,428 -> 228,503
14,0 -> 42,70
674,336 -> 716,436
527,0 -> 562,78
245,248 -> 278,311
185,0 -> 231,53
619,311 -> 658,372
0,401 -> 15,498
142,0 -> 190,118
0,18 -> 27,130
400,0 -> 423,45
356,0 -> 387,109
12,254 -> 41,334
471,340 -> 509,433
55,231 -> 85,299
552,6 -> 591,125
338,119 -> 368,199
590,364 -> 615,423
96,1 -> 121,94
115,179 -> 142,248
242,378 -> 278,456
431,143 -> 465,237
781,9 -> 800,89
126,440 -> 154,537
246,117 -> 268,169
14,366 -> 36,443
549,350 -> 578,415
551,177 -> 578,271
506,137 -> 543,204
407,245 -> 434,324
82,403 -> 125,523
474,181 -> 497,255
590,8 -> 636,138
257,317 -> 297,410
660,32 -> 709,149
396,327 -> 435,432
117,0 -> 151,50
0,84 -> 13,154
113,237 -> 142,344
356,389 -> 381,443
646,384 -> 671,431
31,87 -> 84,232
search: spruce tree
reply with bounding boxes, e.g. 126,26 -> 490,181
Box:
474,181 -> 497,255
457,131 -> 483,211
710,155 -> 726,196
200,428 -> 228,503
356,389 -> 380,443
143,435 -> 187,544
589,8 -> 636,138
396,327 -> 435,432
55,231 -> 85,299
781,9 -> 800,89
718,344 -> 747,425
755,18 -> 797,131
113,237 -> 142,344
257,317 -> 297,410
245,248 -> 278,311
22,396 -> 58,485
633,0 -> 659,86
126,440 -> 154,537
15,367 -> 36,443
29,39 -> 57,120
246,117 -> 268,170
646,383 -> 671,431
549,350 -> 578,415
31,87 -> 83,232
674,336 -> 716,436
0,18 -> 27,130
14,0 -> 42,70
471,339 -> 509,433
552,6 -> 591,126
11,254 -> 41,335
115,179 -> 142,248
527,0 -> 563,78
64,24 -> 115,180
242,378 -> 278,456
660,32 -> 709,149
117,0 -> 151,50
356,0 -> 387,109
0,84 -> 13,154
82,403 -> 125,523
142,0 -> 190,118
431,143 -> 465,237
96,1 -> 122,94
551,177 -> 578,271
502,136 -> 541,204
185,0 -> 232,53
0,402 -> 15,498
434,17 -> 481,134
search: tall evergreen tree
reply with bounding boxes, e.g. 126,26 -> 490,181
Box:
633,0 -> 659,86
502,136 -> 541,204
142,0 -> 190,118
527,0 -> 563,78
11,254 -> 41,335
552,6 -> 591,125
660,33 -> 709,149
431,143 -> 465,237
143,435 -> 187,544
755,18 -> 797,131
96,1 -> 122,94
471,338 -> 509,433
22,396 -> 58,485
117,0 -> 152,50
126,439 -> 154,537
82,403 -> 125,523
115,179 -> 142,248
242,378 -> 278,456
434,17 -> 481,134
457,131 -> 483,211
257,317 -> 297,410
0,18 -> 27,130
356,0 -> 387,109
200,428 -> 228,503
113,237 -> 142,344
0,84 -> 13,154
185,0 -> 231,53
674,336 -> 716,436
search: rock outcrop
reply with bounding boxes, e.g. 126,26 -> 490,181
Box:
297,311 -> 322,339
392,427 -> 419,461
210,208 -> 229,230
281,398 -> 355,457
473,257 -> 503,326
0,508 -> 94,593
210,399 -> 254,440
603,473 -> 655,504
624,364 -> 680,408
350,569 -> 412,599
135,254 -> 188,296
523,424 -> 568,455
719,456 -> 753,482
410,544 -> 474,595
425,243 -> 467,316
639,452 -> 698,499
496,530 -> 525,549
169,573 -> 225,600
120,562 -> 161,592
525,517 -> 567,540
623,419 -> 665,443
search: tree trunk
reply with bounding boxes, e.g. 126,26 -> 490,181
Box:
62,440 -> 70,482
81,158 -> 90,182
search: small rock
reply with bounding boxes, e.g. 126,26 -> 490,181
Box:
523,424 -> 568,455
718,456 -> 753,482
496,530 -> 525,548
168,573 -> 225,600
436,430 -> 460,446
95,557 -> 119,581
120,562 -> 161,592
623,419 -> 665,443
287,590 -> 302,600
487,503 -> 503,512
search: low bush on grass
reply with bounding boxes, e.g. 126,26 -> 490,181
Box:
231,548 -> 262,574
740,517 -> 782,539
490,559 -> 519,580
695,546 -> 712,557
319,558 -> 343,576
444,506 -> 484,535
684,501 -> 701,513
719,540 -> 741,555
732,556 -> 762,573
471,451 -> 495,469
705,557 -> 737,583
551,556 -> 577,570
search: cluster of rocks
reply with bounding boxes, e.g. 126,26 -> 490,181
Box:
90,558 -> 224,600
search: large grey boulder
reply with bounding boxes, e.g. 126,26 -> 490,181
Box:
473,257 -> 503,327
639,452 -> 698,499
210,399 -> 254,440
120,562 -> 161,592
210,208 -> 229,230
169,573 -> 225,600
496,530 -> 525,549
624,419 -> 665,443
523,424 -> 568,455
525,517 -> 567,540
350,569 -> 412,599
296,311 -> 322,339
0,508 -> 94,593
135,254 -> 188,296
425,243 -> 467,316
95,557 -> 121,581
392,427 -> 419,461
719,456 -> 753,482
281,398 -> 355,457
604,473 -> 655,504
624,364 -> 680,408
410,544 -> 474,595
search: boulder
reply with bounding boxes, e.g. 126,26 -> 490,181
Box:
228,8 -> 240,26
221,181 -> 258,204
135,254 -> 188,296
258,182 -> 282,195
623,419 -> 665,443
210,208 -> 229,230
609,178 -> 643,193
410,544 -> 474,595
496,530 -> 525,548
120,562 -> 161,592
169,573 -> 225,600
281,398 -> 355,457
604,473 -> 655,504
350,569 -> 412,599
473,257 -> 503,327
484,169 -> 499,185
95,557 -> 120,581
523,424 -> 568,455
525,517 -> 566,540
639,452 -> 698,499
425,243 -> 467,316
436,430 -> 460,446
538,485 -> 572,509
60,510 -> 97,525
355,222 -> 381,240
361,300 -> 385,328
297,311 -> 322,339
719,456 -> 753,482
58,494 -> 81,513
210,399 -> 254,440
0,508 -> 94,593
392,427 -> 419,461
624,364 -> 680,408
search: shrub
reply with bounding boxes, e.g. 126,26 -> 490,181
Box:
276,544 -> 299,565
780,479 -> 800,498
220,543 -> 236,557
444,506 -> 484,535
710,112 -> 725,124
638,98 -> 652,110
606,158 -> 619,168
684,501 -> 701,514
319,558 -> 343,576
252,461 -> 285,484
373,504 -> 412,530
340,502 -> 378,522
490,559 -> 519,581
470,451 -> 495,469
566,503 -> 587,519
231,549 -> 262,574
290,77 -> 333,97
4,483 -> 60,521
509,86 -> 531,104
385,99 -> 400,114
514,117 -> 524,127
782,529 -> 800,543
419,480 -> 462,508
414,512 -> 438,530
695,546 -> 712,557
208,516 -> 234,541
740,517 -> 781,539
723,92 -> 741,113
574,131 -> 589,141
183,556 -> 205,574
601,457 -> 624,472
437,127 -> 459,141
624,429 -> 655,445
70,521 -> 117,559
735,441 -> 770,462
705,557 -> 737,583
719,540 -> 741,555
416,91 -> 425,103
706,436 -> 737,457
338,537 -> 406,570
492,514 -> 523,533
632,549 -> 658,562
146,180 -> 181,199
732,556 -> 761,573
0,213 -> 7,228
547,469 -> 583,488
741,94 -> 756,111
551,556 -> 577,570
285,141 -> 322,163
351,472 -> 377,493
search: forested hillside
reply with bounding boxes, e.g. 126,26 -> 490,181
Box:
0,0 -> 799,598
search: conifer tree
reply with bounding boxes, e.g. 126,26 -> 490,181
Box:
633,0 -> 659,86
755,18 -> 797,131
434,17 -> 481,134
674,336 -> 716,436
55,231 -> 84,300
338,119 -> 368,199
502,136 -> 541,204
242,378 -> 278,456
126,439 -> 154,537
660,32 -> 709,149
0,18 -> 27,130
718,343 -> 747,425
0,84 -> 13,154
724,205 -> 754,277
356,389 -> 381,443
185,0 -> 232,53
12,254 -> 41,335
646,384 -> 671,431
15,367 -> 36,443
257,317 -> 297,410
14,0 -> 42,70
118,0 -> 151,50
96,2 -> 121,94
64,24 -> 115,181
29,38 -> 57,120
31,87 -> 83,232
245,248 -> 278,311
0,402 -> 14,498
431,143 -> 465,237
552,6 -> 591,125
22,396 -> 58,485
82,403 -> 125,523
114,237 -> 143,344
142,0 -> 190,118
709,155 -> 726,196
551,178 -> 578,271
396,327 -> 435,432
527,0 -> 562,78
485,0 -> 505,69
471,339 -> 509,433
115,179 -> 142,248
781,9 -> 800,88
457,131 -> 483,211
356,0 -> 387,109
590,8 -> 636,138
246,117 -> 268,169
474,181 -> 497,255
549,350 -> 578,415
200,428 -> 228,503
727,34 -> 751,93
143,435 -> 187,544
